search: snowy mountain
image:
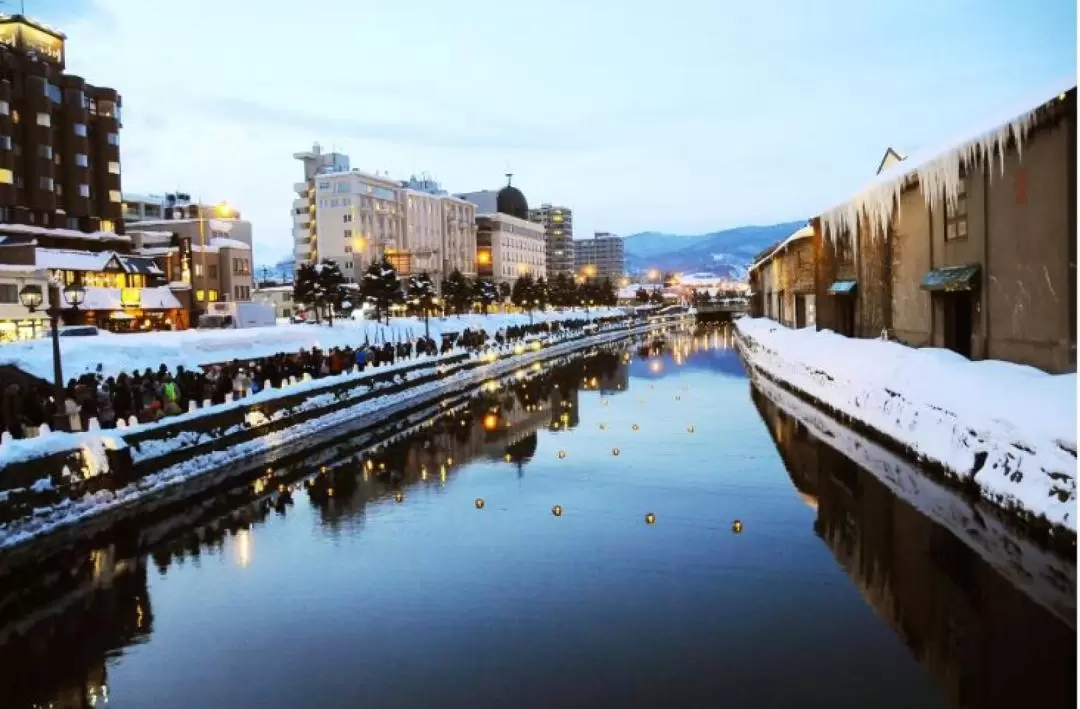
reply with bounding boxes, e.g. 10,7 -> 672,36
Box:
623,221 -> 804,278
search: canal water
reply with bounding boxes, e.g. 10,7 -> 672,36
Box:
0,328 -> 1074,709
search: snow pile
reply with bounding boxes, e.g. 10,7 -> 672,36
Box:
736,317 -> 1076,532
821,75 -> 1075,241
0,308 -> 627,381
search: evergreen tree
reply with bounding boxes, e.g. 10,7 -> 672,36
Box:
497,281 -> 511,303
599,277 -> 617,307
315,260 -> 348,326
406,271 -> 437,337
511,274 -> 536,310
361,257 -> 401,324
533,277 -> 550,310
635,286 -> 650,305
293,263 -> 320,322
441,268 -> 473,315
649,288 -> 665,305
692,289 -> 712,307
473,277 -> 499,315
549,273 -> 571,308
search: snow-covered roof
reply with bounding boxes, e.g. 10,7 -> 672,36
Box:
136,246 -> 178,257
748,225 -> 813,273
0,223 -> 131,242
35,248 -> 116,272
127,229 -> 174,241
0,264 -> 46,276
820,74 -> 1076,240
81,286 -> 183,311
190,237 -> 252,253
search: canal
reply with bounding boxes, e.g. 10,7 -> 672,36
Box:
0,328 -> 1074,709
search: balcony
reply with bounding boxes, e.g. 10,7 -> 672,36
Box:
293,181 -> 309,194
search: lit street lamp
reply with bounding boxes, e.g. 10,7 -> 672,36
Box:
20,279 -> 87,432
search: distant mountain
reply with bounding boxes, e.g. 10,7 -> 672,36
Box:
623,221 -> 805,278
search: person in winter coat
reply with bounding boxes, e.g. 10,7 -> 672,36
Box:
65,396 -> 82,432
97,383 -> 116,428
232,369 -> 251,399
355,348 -> 367,372
2,383 -> 22,439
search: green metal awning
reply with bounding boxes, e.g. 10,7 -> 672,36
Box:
920,264 -> 980,292
827,280 -> 857,295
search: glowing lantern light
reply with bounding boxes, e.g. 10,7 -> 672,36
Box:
598,423 -> 606,431
687,425 -> 695,433
475,498 -> 485,509
632,424 -> 640,432
394,491 -> 405,503
645,512 -> 656,525
483,413 -> 499,431
552,505 -> 563,517
504,454 -> 512,462
612,447 -> 620,456
557,450 -> 567,459
732,520 -> 743,534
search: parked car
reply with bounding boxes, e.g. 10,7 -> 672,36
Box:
57,325 -> 108,337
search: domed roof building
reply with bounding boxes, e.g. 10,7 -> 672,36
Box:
496,174 -> 529,220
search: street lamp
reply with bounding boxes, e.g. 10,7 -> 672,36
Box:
20,279 -> 87,432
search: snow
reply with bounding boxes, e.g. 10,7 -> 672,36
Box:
820,74 -> 1076,242
752,370 -> 1075,625
0,223 -> 131,242
191,237 -> 251,253
80,286 -> 184,311
736,317 -> 1076,532
0,317 -> 663,548
35,248 -> 116,271
748,224 -> 812,273
0,308 -> 629,381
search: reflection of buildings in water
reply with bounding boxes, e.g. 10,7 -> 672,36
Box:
752,387 -> 1077,709
595,358 -> 629,394
0,547 -> 152,709
549,383 -> 580,431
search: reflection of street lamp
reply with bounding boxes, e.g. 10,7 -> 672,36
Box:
20,280 -> 86,431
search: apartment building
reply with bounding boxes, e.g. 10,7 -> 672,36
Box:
475,213 -> 546,283
291,143 -> 349,270
0,13 -> 123,234
574,231 -> 625,281
528,203 -> 574,278
313,168 -> 403,279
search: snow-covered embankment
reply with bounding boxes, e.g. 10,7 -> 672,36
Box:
735,317 -> 1076,537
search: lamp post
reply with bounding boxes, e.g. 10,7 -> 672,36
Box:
20,279 -> 86,432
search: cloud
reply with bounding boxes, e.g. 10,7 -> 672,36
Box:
200,96 -> 589,152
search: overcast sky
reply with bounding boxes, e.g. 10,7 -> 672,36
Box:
47,0 -> 1077,264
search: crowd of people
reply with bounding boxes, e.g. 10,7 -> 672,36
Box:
0,316 -> 629,441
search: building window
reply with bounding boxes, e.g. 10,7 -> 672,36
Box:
0,137 -> 9,151
55,183 -> 62,197
74,123 -> 87,137
100,219 -> 115,233
108,161 -> 120,175
208,289 -> 219,302
38,145 -> 52,160
11,109 -> 18,124
75,153 -> 89,167
36,113 -> 50,127
107,132 -> 119,146
109,190 -> 122,203
0,283 -> 17,303
0,101 -> 7,116
67,217 -> 79,229
78,184 -> 90,198
44,82 -> 62,104
39,177 -> 53,191
945,179 -> 968,241
208,265 -> 217,278
0,168 -> 11,185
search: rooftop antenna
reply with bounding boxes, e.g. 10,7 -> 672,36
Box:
505,172 -> 513,187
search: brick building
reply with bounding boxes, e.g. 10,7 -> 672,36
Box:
747,224 -> 815,328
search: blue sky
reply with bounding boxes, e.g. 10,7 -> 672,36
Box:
45,0 -> 1077,264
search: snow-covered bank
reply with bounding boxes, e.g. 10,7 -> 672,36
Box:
735,317 -> 1076,534
0,318 -> 675,549
752,370 -> 1075,624
0,308 -> 626,381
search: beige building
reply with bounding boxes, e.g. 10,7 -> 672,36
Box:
127,217 -> 255,307
292,144 -> 351,270
252,285 -> 296,319
440,195 -> 477,278
476,212 -> 546,283
313,169 -> 403,280
529,203 -> 574,277
574,232 -> 625,281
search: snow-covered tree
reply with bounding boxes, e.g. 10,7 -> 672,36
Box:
599,277 -> 617,307
441,268 -> 473,315
361,257 -> 401,324
473,277 -> 499,315
635,286 -> 650,305
511,274 -> 536,311
407,271 -> 437,337
649,288 -> 665,305
293,263 -> 320,322
533,277 -> 550,311
315,260 -> 347,326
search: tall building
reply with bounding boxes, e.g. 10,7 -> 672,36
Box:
469,179 -> 546,284
574,231 -> 625,281
0,14 -> 123,234
528,203 -> 574,278
291,143 -> 349,270
312,168 -> 402,280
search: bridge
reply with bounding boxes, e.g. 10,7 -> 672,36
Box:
695,299 -> 749,323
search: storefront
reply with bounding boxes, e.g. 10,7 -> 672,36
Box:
0,317 -> 47,343
80,286 -> 187,333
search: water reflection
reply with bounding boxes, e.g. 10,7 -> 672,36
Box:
751,376 -> 1077,709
